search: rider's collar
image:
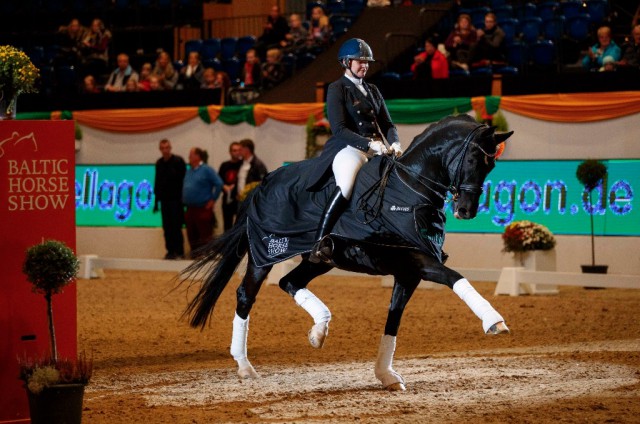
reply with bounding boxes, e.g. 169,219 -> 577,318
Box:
344,73 -> 363,85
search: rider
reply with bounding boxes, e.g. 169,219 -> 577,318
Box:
310,38 -> 403,263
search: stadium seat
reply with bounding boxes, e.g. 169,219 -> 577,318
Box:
499,18 -> 519,44
470,6 -> 491,29
565,14 -> 592,42
345,0 -> 365,17
559,0 -> 584,20
184,39 -> 203,60
529,39 -> 556,70
220,37 -> 238,60
330,15 -> 352,35
493,5 -> 514,23
281,53 -> 297,77
521,17 -> 543,43
507,41 -> 527,70
326,0 -> 346,16
543,16 -> 565,41
585,0 -> 607,24
236,36 -> 256,58
222,57 -> 242,84
201,38 -> 221,61
536,1 -> 559,21
202,57 -> 222,71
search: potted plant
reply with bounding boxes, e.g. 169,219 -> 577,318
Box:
0,45 -> 40,119
19,239 -> 92,424
502,220 -> 556,260
576,159 -> 608,274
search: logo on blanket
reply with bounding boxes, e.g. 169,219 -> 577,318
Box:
419,228 -> 444,247
390,205 -> 411,212
263,234 -> 289,257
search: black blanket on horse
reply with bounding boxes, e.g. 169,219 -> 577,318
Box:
246,154 -> 446,267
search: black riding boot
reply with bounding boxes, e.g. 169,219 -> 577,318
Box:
309,187 -> 349,263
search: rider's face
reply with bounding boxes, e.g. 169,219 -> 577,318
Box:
349,59 -> 370,78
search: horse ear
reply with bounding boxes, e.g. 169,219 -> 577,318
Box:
494,131 -> 514,143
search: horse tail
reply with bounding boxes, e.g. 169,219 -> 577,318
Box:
179,192 -> 253,329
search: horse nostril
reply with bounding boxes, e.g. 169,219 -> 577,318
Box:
457,207 -> 468,218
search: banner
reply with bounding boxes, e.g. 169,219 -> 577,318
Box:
0,121 -> 77,422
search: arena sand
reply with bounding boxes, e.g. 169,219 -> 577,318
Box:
77,270 -> 640,423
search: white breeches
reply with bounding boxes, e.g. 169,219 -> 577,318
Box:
332,146 -> 371,199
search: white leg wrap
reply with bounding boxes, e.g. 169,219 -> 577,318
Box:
230,313 -> 258,378
294,288 -> 332,324
453,278 -> 505,333
374,335 -> 405,388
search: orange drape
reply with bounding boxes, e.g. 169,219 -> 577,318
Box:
73,107 -> 201,133
499,91 -> 640,122
253,103 -> 325,126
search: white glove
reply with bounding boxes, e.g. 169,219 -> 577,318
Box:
368,140 -> 388,156
390,142 -> 403,157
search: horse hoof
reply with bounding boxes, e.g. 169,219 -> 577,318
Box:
308,321 -> 329,348
238,365 -> 259,379
386,382 -> 406,392
486,321 -> 510,335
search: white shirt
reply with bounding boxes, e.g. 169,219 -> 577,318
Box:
345,73 -> 367,96
237,155 -> 253,194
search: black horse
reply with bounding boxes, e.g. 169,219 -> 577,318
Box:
180,114 -> 513,390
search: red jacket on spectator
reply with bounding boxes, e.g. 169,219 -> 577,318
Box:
411,49 -> 449,79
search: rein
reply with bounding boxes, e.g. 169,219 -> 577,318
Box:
357,123 -> 488,224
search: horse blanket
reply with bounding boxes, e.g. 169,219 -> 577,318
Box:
246,155 -> 446,267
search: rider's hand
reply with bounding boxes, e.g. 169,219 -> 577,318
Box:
390,142 -> 403,157
368,140 -> 388,156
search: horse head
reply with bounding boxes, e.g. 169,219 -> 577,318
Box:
452,124 -> 513,219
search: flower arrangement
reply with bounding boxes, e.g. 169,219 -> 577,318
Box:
502,220 -> 556,253
306,114 -> 331,159
0,45 -> 40,117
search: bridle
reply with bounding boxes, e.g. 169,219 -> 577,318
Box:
357,123 -> 496,224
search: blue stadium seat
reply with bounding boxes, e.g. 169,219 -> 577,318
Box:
470,6 -> 491,29
499,18 -> 519,44
521,16 -> 543,43
529,39 -> 556,71
222,57 -> 242,84
449,68 -> 470,77
330,15 -> 353,35
201,38 -> 221,60
184,39 -> 203,60
202,57 -> 222,71
471,66 -> 493,76
537,1 -> 559,21
585,0 -> 607,24
236,36 -> 256,59
345,0 -> 365,17
565,14 -> 591,42
543,16 -> 565,41
326,0 -> 346,15
493,5 -> 514,23
507,41 -> 527,70
281,53 -> 297,77
380,71 -> 401,81
515,2 -> 537,20
220,37 -> 238,60
559,0 -> 584,20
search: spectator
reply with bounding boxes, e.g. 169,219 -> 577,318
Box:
280,13 -> 308,54
218,141 -> 243,231
152,51 -> 179,90
201,67 -> 217,88
307,6 -> 331,51
182,147 -> 223,257
256,5 -> 290,58
241,48 -> 262,88
178,51 -> 205,90
262,48 -> 286,90
80,18 -> 111,78
148,74 -> 164,91
468,12 -> 507,67
125,78 -> 139,92
81,74 -> 101,93
411,38 -> 449,79
582,26 -> 622,71
235,139 -> 268,204
104,53 -> 139,92
444,13 -> 477,71
618,24 -> 640,70
137,62 -> 153,91
56,18 -> 86,67
202,69 -> 231,104
154,139 -> 187,260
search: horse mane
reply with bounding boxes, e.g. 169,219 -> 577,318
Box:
402,114 -> 477,156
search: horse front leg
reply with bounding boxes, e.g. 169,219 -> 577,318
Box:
231,260 -> 272,379
421,259 -> 509,334
279,257 -> 333,348
375,276 -> 420,391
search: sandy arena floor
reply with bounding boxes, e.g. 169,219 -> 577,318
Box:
77,269 -> 640,423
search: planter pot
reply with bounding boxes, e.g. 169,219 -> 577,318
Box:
27,383 -> 85,424
581,265 -> 608,274
0,91 -> 18,120
496,250 -> 559,296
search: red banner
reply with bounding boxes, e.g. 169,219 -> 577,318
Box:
0,120 -> 77,422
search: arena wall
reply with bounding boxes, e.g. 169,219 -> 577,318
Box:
75,110 -> 640,275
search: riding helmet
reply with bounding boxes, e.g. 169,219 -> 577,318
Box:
337,38 -> 375,67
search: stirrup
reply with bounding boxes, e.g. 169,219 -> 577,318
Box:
309,236 -> 334,264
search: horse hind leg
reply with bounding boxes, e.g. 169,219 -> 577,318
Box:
279,258 -> 333,348
230,261 -> 272,379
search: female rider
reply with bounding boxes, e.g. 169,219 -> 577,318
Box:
310,38 -> 402,263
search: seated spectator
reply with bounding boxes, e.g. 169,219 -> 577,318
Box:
82,75 -> 101,93
262,48 -> 285,90
582,26 -> 622,71
256,5 -> 290,59
444,13 -> 477,71
152,51 -> 179,90
178,51 -> 205,90
201,67 -> 217,89
125,78 -> 139,92
80,18 -> 111,78
104,53 -> 139,92
280,13 -> 308,54
56,18 -> 86,67
137,62 -> 153,91
241,48 -> 262,88
618,24 -> 640,70
411,38 -> 449,79
149,74 -> 164,91
307,6 -> 331,51
468,12 -> 506,67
